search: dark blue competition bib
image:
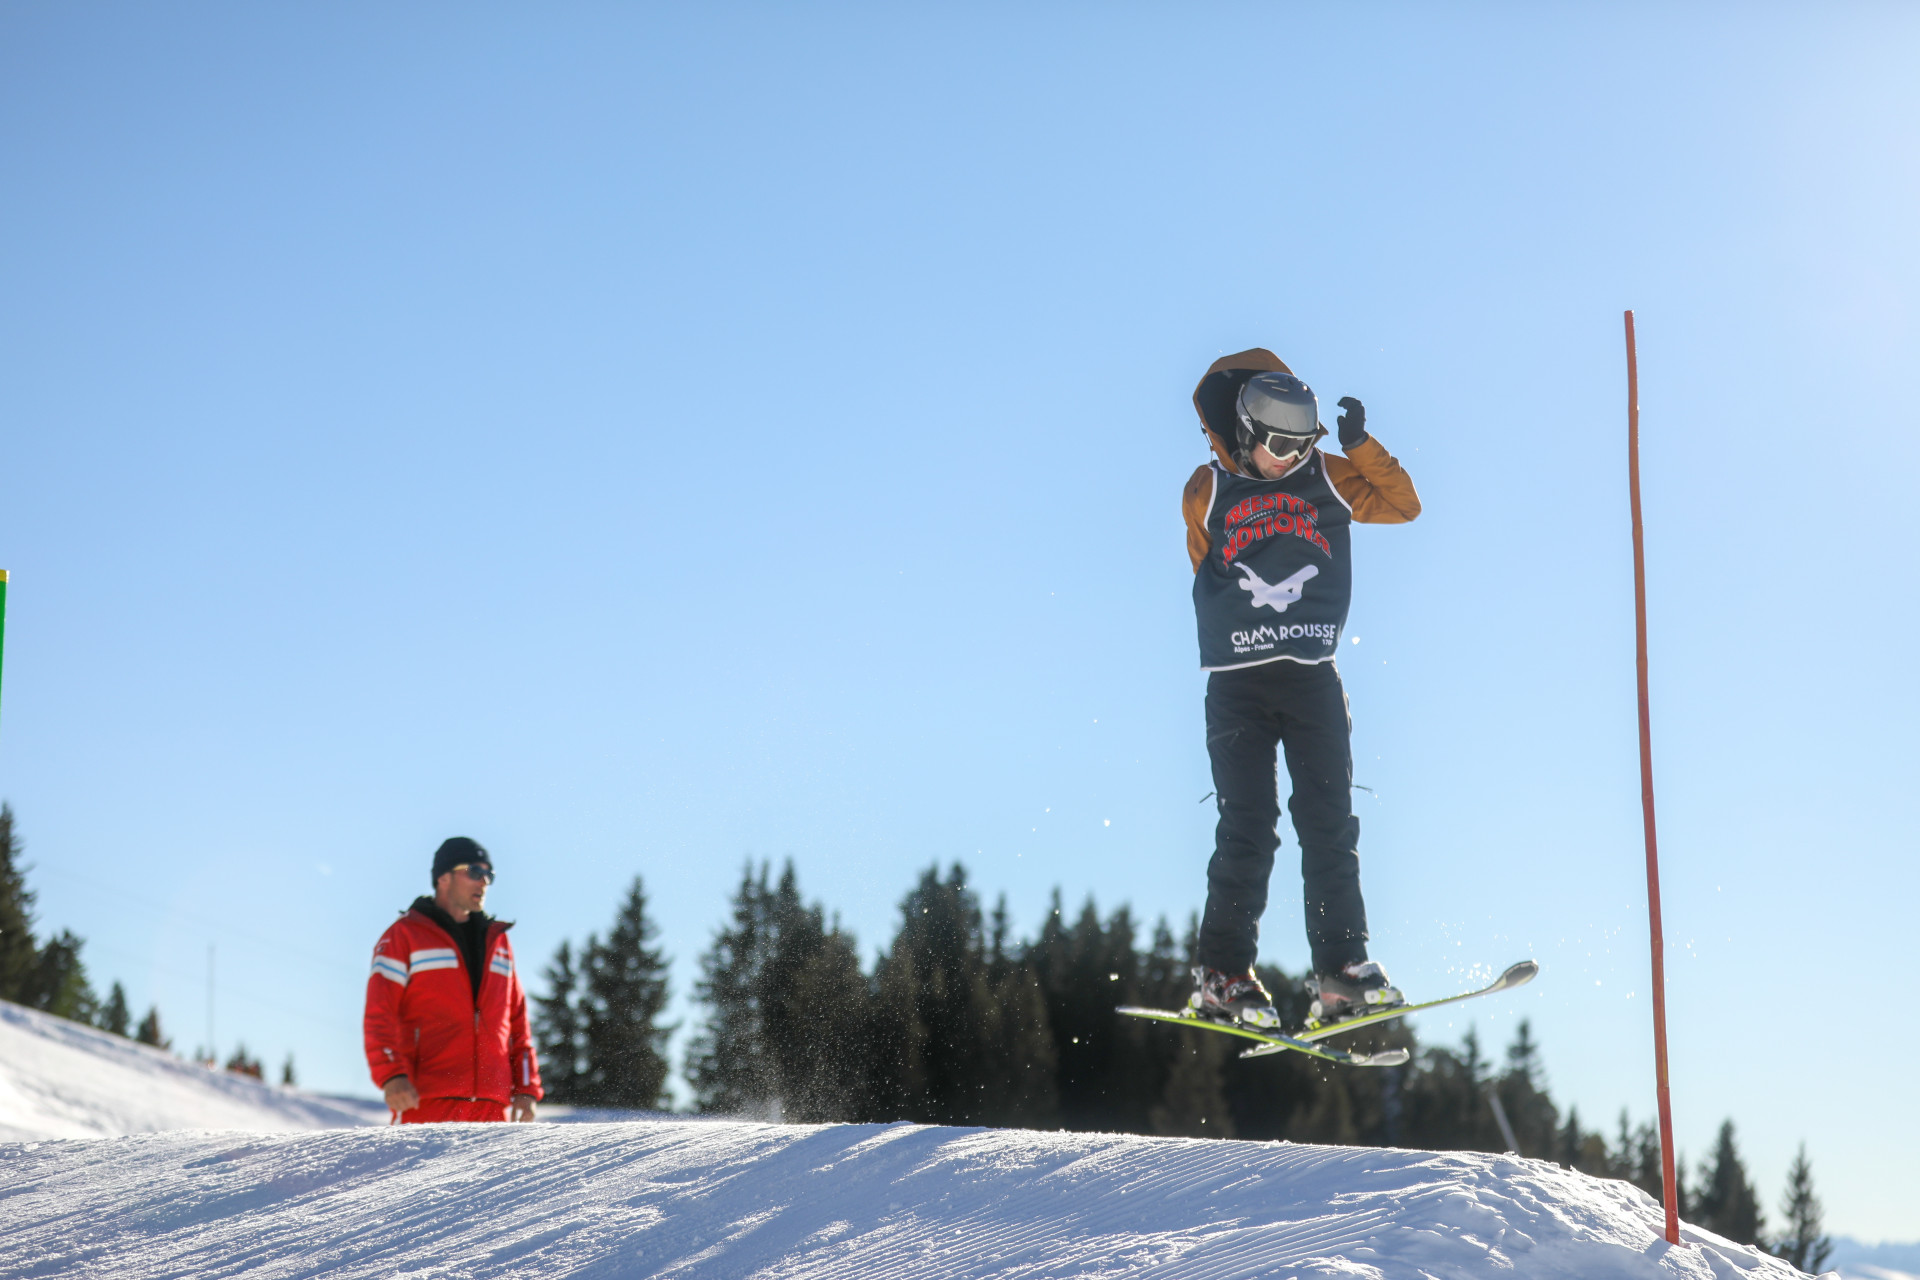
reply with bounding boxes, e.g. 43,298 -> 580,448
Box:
1192,456 -> 1352,669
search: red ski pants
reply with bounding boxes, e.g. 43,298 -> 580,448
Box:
394,1097 -> 509,1124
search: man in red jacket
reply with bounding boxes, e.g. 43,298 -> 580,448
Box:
364,837 -> 542,1123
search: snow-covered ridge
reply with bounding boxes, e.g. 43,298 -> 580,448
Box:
0,997 -> 1827,1279
5,1119 -> 1819,1280
0,998 -> 383,1140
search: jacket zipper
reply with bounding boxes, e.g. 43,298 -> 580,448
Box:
420,911 -> 485,1102
418,910 -> 501,1104
470,922 -> 500,1100
469,927 -> 483,1100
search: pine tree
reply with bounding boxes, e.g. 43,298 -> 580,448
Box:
1609,1110 -> 1637,1181
685,863 -> 780,1115
27,929 -> 98,1023
687,860 -> 879,1121
1558,1107 -> 1582,1166
1401,1026 -> 1502,1153
755,864 -> 879,1123
971,893 -> 1055,1129
1377,1059 -> 1406,1148
1631,1117 -> 1663,1199
136,1006 -> 170,1050
225,1045 -> 264,1078
1605,1109 -> 1671,1208
1572,1116 -> 1611,1174
1150,1026 -> 1237,1138
871,863 -> 992,1125
1494,1019 -> 1560,1157
1621,1118 -> 1688,1218
1288,1065 -> 1360,1145
1695,1120 -> 1765,1245
1770,1144 -> 1831,1274
579,877 -> 673,1109
1558,1106 -> 1613,1175
100,981 -> 131,1036
281,1054 -> 297,1087
1139,916 -> 1191,1013
0,809 -> 101,1025
1027,894 -> 1155,1133
774,907 -> 876,1121
1132,915 -> 1230,1137
870,864 -> 1055,1128
0,803 -> 40,1002
532,940 -> 587,1103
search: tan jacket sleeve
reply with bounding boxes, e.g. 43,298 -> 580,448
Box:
1325,436 -> 1421,524
1183,465 -> 1215,571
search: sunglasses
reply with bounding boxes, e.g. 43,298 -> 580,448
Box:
450,862 -> 495,884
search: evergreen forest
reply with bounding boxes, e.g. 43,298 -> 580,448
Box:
532,856 -> 1831,1265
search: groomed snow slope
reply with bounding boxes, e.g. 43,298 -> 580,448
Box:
0,999 -> 383,1140
0,999 -> 1831,1279
4,1119 -> 1823,1280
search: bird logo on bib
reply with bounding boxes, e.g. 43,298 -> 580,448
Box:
1193,456 -> 1352,670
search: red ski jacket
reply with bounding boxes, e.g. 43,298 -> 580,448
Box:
363,906 -> 542,1104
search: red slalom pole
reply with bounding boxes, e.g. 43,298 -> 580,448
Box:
1625,310 -> 1681,1246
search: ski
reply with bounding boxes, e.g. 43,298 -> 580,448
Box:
1115,1005 -> 1412,1068
1237,960 -> 1540,1059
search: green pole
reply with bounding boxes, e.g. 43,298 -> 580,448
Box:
0,569 -> 8,734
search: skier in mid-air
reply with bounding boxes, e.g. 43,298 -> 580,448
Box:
1182,349 -> 1421,1030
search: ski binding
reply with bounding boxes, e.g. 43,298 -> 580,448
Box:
1237,959 -> 1539,1059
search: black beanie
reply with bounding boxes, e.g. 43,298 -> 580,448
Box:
431,836 -> 491,884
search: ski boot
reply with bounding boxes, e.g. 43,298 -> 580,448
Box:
1188,965 -> 1282,1029
1306,960 -> 1405,1027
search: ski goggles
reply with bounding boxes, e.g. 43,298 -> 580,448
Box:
450,862 -> 495,884
1247,424 -> 1325,467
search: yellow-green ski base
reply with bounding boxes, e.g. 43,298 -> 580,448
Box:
1115,1006 -> 1412,1068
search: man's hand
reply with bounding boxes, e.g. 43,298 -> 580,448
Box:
1336,396 -> 1368,449
383,1075 -> 420,1116
510,1094 -> 538,1123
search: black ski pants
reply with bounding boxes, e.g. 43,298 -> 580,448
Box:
1198,659 -> 1369,977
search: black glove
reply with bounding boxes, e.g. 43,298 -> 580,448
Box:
1336,396 -> 1368,449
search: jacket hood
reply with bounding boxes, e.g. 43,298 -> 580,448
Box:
1192,348 -> 1295,476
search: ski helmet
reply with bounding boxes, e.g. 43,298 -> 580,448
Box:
1234,372 -> 1324,474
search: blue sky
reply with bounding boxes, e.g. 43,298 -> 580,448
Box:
3,2 -> 1915,1242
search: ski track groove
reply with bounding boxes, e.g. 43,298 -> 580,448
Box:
0,1120 -> 1816,1280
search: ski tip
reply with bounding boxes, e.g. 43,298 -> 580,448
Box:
1358,1048 -> 1412,1068
1497,960 -> 1541,990
1240,1042 -> 1410,1067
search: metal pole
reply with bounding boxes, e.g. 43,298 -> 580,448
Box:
1487,1086 -> 1520,1155
1626,310 -> 1682,1246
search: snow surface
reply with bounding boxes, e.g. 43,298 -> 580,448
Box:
4,1121 -> 1827,1280
0,998 -> 384,1140
0,999 -> 653,1139
1828,1242 -> 1920,1280
0,999 -> 1836,1279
